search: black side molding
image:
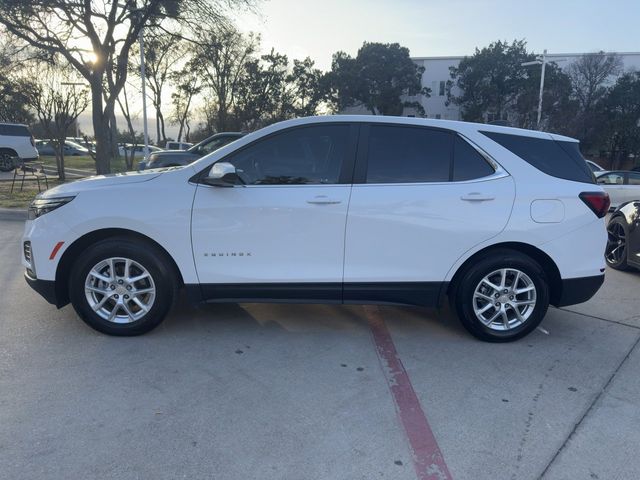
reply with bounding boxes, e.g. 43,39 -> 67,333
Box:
190,281 -> 448,307
554,274 -> 605,307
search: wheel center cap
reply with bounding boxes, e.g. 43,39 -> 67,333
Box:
116,285 -> 127,295
498,293 -> 512,304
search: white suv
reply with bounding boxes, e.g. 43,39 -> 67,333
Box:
22,116 -> 609,341
0,123 -> 39,171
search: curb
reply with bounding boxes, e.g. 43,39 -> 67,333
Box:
0,208 -> 27,221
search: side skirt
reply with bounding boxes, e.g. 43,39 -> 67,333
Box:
186,282 -> 448,308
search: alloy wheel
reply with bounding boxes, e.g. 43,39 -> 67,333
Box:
472,268 -> 537,331
606,222 -> 626,264
84,257 -> 156,324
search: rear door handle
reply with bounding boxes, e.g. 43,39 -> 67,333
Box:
460,193 -> 495,202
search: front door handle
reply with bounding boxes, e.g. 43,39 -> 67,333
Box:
460,193 -> 495,202
307,195 -> 342,205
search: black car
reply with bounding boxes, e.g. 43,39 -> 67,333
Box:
606,201 -> 640,271
140,132 -> 244,170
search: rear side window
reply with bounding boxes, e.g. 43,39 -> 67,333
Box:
0,124 -> 31,136
366,125 -> 451,183
597,173 -> 624,185
453,136 -> 494,181
481,131 -> 594,183
628,173 -> 640,185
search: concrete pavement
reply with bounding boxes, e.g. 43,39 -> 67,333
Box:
1,215 -> 639,480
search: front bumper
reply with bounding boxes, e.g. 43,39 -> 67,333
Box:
24,270 -> 58,306
554,274 -> 605,307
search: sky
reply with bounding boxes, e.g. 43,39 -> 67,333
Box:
237,0 -> 640,70
80,0 -> 640,140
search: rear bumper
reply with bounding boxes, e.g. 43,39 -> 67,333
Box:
25,271 -> 58,306
554,274 -> 605,307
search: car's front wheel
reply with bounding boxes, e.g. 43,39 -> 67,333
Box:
452,250 -> 550,342
68,238 -> 176,335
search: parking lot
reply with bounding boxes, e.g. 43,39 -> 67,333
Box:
1,213 -> 639,480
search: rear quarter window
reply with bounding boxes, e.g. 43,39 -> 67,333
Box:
481,131 -> 594,184
0,124 -> 31,136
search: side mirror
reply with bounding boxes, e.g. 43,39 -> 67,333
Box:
202,162 -> 241,187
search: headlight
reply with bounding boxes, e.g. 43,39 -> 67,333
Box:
28,196 -> 75,220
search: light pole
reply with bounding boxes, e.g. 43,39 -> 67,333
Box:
521,50 -> 567,128
60,81 -> 87,138
138,27 -> 150,159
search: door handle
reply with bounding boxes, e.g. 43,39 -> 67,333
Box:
307,196 -> 342,205
460,193 -> 495,202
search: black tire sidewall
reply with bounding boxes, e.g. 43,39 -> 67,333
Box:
0,154 -> 14,172
605,217 -> 629,270
455,251 -> 550,342
68,239 -> 175,336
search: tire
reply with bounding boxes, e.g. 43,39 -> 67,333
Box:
68,237 -> 177,336
0,152 -> 15,172
605,217 -> 630,271
452,249 -> 550,342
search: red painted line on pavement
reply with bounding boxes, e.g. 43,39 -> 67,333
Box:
364,305 -> 452,480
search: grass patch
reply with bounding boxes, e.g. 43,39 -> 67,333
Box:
40,155 -> 129,173
0,179 -> 67,209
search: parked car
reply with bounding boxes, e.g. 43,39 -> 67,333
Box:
605,201 -> 640,271
165,140 -> 193,150
0,123 -> 38,171
140,132 -> 244,170
595,170 -> 640,209
586,159 -> 605,172
118,144 -> 163,158
36,140 -> 90,156
22,116 -> 608,342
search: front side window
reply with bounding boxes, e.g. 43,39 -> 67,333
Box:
222,125 -> 349,185
597,173 -> 624,185
366,125 -> 452,184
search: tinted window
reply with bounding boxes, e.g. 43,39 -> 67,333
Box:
481,131 -> 594,183
453,136 -> 494,181
202,137 -> 236,155
597,173 -> 624,185
628,173 -> 640,185
223,125 -> 349,185
0,124 -> 30,136
366,126 -> 451,183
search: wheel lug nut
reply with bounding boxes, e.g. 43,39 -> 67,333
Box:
495,302 -> 500,307
509,295 -> 514,300
110,285 -> 116,290
126,285 -> 132,290
503,289 -> 508,294
494,293 -> 499,298
118,280 -> 123,285
124,294 -> 129,299
114,294 -> 119,299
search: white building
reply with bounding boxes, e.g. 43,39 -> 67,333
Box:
411,52 -> 640,120
342,52 -> 640,120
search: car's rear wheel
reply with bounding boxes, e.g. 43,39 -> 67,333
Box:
605,217 -> 629,270
68,238 -> 176,335
0,152 -> 15,172
453,250 -> 550,342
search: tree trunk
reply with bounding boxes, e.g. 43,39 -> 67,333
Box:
54,141 -> 65,181
91,84 -> 111,175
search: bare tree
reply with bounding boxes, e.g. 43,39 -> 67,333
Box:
116,82 -> 140,170
131,31 -> 186,145
569,52 -> 623,111
23,64 -> 89,180
0,0 -> 248,174
170,58 -> 201,142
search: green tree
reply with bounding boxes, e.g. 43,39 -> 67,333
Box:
447,40 -> 534,123
288,57 -> 325,117
600,72 -> 640,169
327,42 -> 428,115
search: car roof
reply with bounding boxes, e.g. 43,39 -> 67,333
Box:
262,115 -> 579,143
0,122 -> 29,127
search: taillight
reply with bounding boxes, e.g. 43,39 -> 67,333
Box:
579,191 -> 610,218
